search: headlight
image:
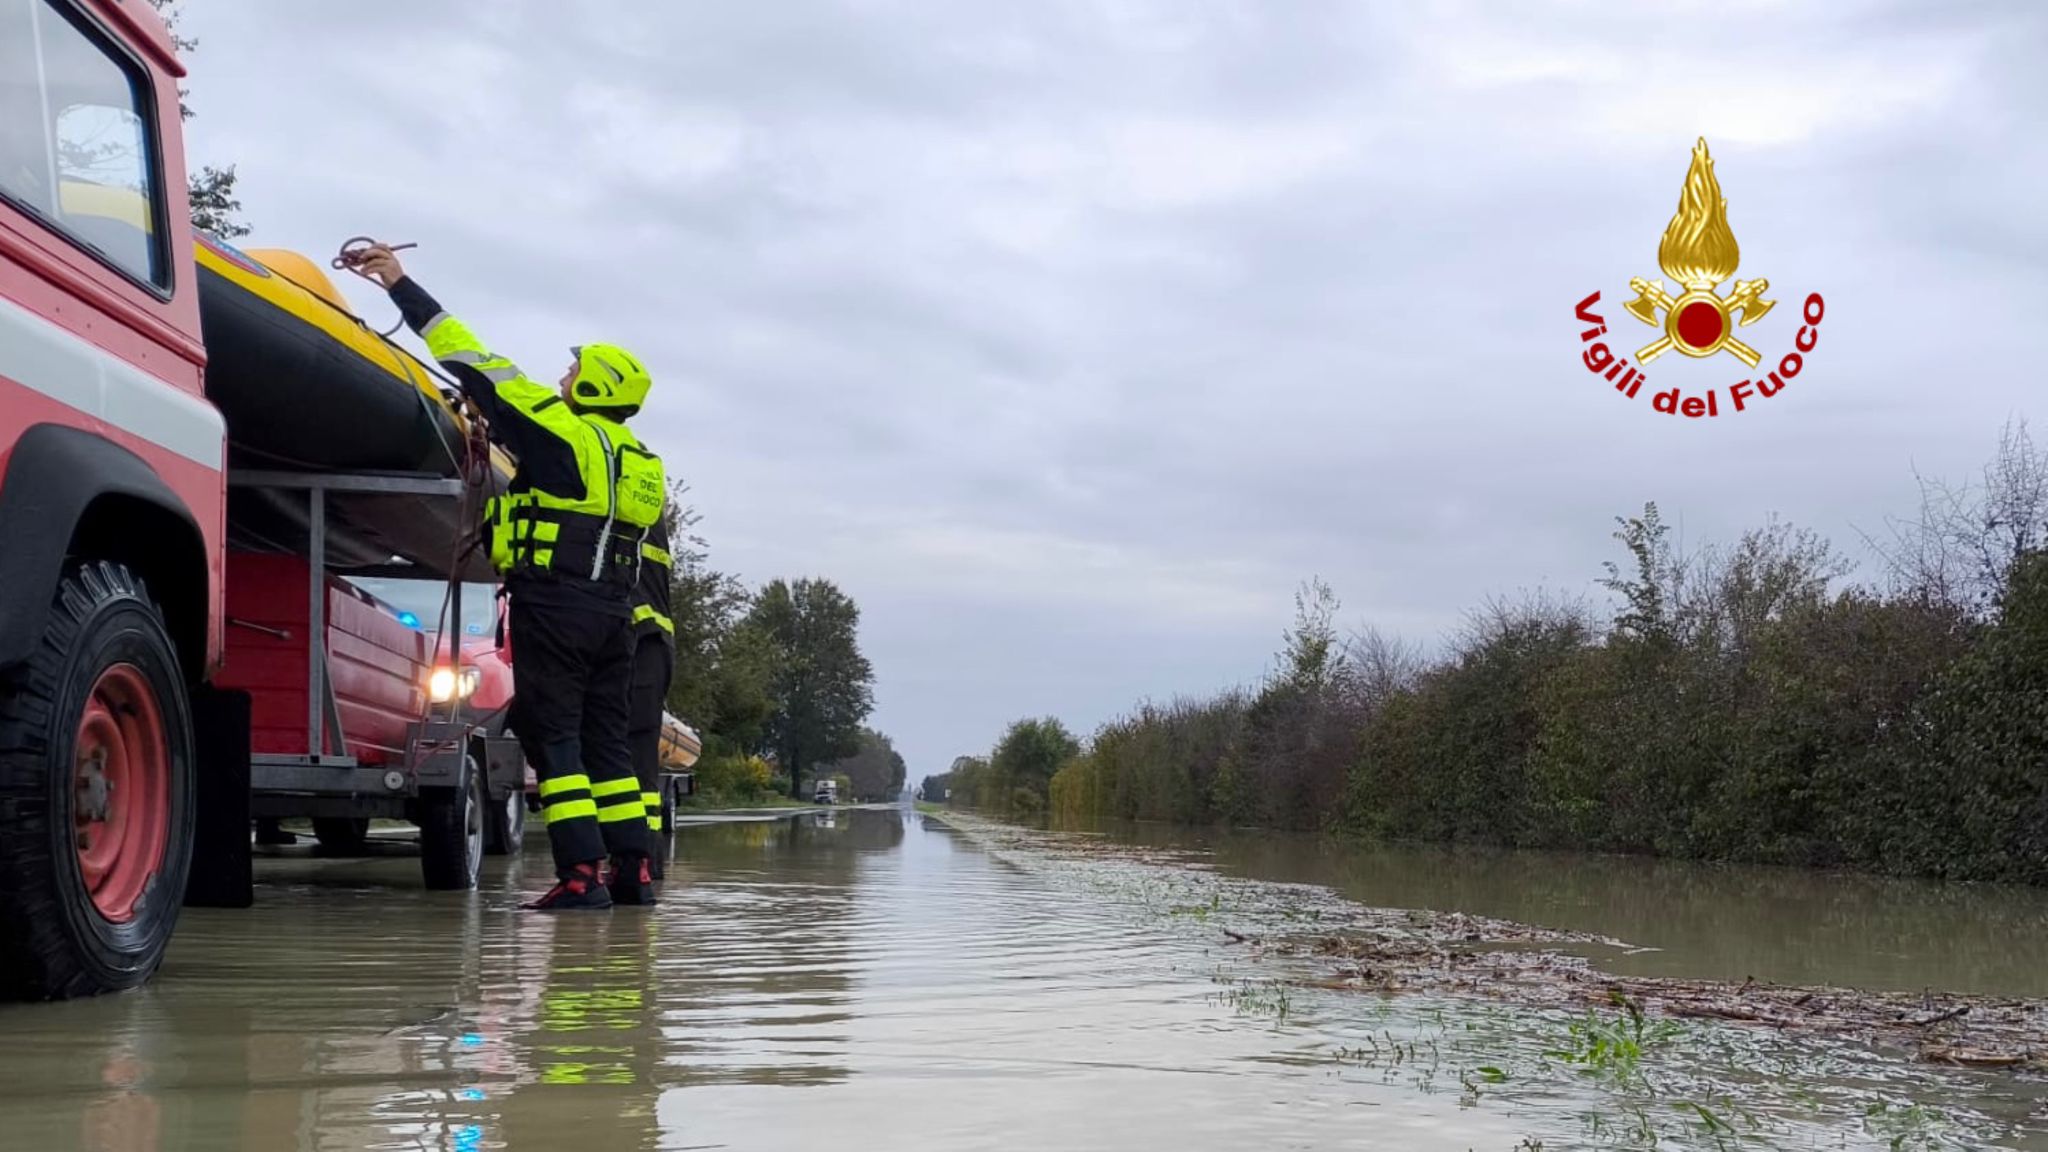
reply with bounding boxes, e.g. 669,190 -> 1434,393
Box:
428,666 -> 480,703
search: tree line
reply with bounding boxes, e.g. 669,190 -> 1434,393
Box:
934,421 -> 2048,886
658,484 -> 890,805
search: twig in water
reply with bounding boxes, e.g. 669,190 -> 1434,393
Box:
1908,1004 -> 1971,1028
1919,1045 -> 2028,1068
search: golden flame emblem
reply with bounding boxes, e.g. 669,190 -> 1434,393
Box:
1624,138 -> 1774,367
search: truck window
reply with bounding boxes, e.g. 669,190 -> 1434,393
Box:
0,0 -> 167,288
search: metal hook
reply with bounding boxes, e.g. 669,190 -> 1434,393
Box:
332,236 -> 418,271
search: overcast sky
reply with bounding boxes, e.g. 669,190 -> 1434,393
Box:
176,0 -> 2047,775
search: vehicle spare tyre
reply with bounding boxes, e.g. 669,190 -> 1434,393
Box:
0,563 -> 196,1000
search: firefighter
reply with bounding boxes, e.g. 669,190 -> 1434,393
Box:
628,507 -> 675,882
345,244 -> 665,910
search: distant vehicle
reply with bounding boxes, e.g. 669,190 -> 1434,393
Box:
813,780 -> 839,806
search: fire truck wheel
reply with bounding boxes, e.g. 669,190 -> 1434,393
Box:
0,562 -> 195,1000
419,758 -> 483,891
483,777 -> 525,856
312,817 -> 371,854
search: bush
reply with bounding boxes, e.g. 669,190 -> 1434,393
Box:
1049,753 -> 1103,822
692,753 -> 775,805
1882,552 -> 2048,882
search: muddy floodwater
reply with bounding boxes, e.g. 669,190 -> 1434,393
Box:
5,807 -> 2048,1150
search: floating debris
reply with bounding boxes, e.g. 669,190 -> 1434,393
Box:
936,811 -> 2048,1073
1260,920 -> 2048,1071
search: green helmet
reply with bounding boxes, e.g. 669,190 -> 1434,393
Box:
568,343 -> 651,413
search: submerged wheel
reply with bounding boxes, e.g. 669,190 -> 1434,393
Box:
312,817 -> 371,854
483,773 -> 525,857
0,563 -> 195,1000
419,758 -> 484,890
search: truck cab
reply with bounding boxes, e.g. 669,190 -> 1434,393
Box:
0,0 -> 224,1000
344,574 -> 530,856
2,0 -> 530,1003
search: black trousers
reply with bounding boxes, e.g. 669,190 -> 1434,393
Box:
628,634 -> 674,863
508,598 -> 648,874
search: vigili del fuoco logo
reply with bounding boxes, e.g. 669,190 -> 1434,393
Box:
1574,138 -> 1825,418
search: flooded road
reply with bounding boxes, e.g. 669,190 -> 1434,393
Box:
1,807 -> 2045,1150
1088,820 -> 2048,1000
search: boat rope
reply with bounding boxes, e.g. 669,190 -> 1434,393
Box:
333,236 -> 419,337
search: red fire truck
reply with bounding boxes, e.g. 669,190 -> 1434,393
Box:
0,0 -> 533,1002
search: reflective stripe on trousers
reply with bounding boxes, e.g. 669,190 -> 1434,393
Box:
593,776 -> 644,825
539,774 -> 597,824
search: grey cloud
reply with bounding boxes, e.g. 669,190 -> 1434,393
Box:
178,0 -> 2046,769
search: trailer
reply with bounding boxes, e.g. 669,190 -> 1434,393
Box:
218,470 -> 527,891
653,714 -> 702,835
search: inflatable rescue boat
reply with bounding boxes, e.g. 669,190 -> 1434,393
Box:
195,233 -> 513,580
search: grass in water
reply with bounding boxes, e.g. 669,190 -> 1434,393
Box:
1213,977 -> 1292,1020
1541,992 -> 1682,1088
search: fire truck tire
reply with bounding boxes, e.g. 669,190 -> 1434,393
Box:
418,758 -> 483,890
0,562 -> 195,1001
483,779 -> 525,856
311,818 -> 371,854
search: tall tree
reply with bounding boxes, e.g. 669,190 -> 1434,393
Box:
147,0 -> 250,238
745,578 -> 876,796
704,619 -> 776,757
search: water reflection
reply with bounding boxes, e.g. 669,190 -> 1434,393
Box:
5,807 -> 2044,1150
0,814 -> 894,1151
657,814 -> 879,1088
492,913 -> 664,1150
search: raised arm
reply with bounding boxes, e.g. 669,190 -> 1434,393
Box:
341,245 -> 583,488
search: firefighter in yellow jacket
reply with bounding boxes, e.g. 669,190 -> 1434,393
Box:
347,245 -> 665,909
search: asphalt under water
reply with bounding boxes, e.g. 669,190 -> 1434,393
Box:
2,807 -> 2046,1151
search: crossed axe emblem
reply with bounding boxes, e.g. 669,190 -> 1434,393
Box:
1623,277 -> 1775,368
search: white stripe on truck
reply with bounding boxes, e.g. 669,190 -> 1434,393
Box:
0,292 -> 224,471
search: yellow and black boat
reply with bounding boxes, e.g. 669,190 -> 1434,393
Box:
195,232 -> 513,579
54,178 -> 509,579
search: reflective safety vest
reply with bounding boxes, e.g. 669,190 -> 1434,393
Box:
424,312 -> 665,591
498,417 -> 662,589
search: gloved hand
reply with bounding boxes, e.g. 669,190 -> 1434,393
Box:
340,243 -> 408,290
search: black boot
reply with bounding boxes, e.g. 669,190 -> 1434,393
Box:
523,862 -> 613,911
608,854 -> 657,906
